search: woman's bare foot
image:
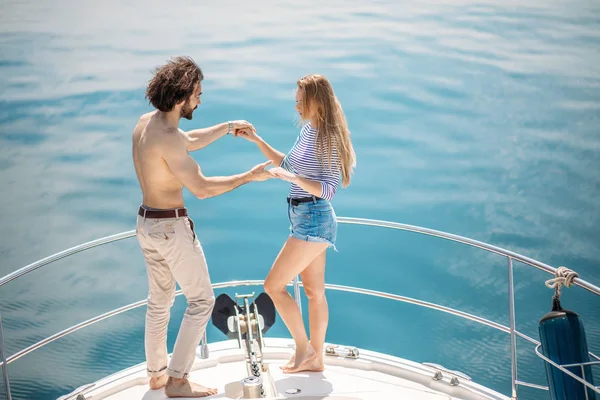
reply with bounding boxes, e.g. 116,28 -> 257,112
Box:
282,344 -> 320,374
284,354 -> 325,373
149,374 -> 168,390
165,377 -> 218,398
280,353 -> 296,371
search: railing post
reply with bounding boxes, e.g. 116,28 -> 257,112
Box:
0,315 -> 13,400
507,257 -> 518,399
292,276 -> 302,316
200,331 -> 209,359
580,365 -> 588,400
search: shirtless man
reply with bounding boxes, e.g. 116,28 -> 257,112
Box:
132,56 -> 272,398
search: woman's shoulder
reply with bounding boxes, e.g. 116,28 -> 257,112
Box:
300,121 -> 318,137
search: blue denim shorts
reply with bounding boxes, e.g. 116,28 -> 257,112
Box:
287,197 -> 338,251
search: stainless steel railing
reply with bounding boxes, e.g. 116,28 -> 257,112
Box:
0,315 -> 11,400
0,279 -> 529,367
1,217 -> 599,400
0,230 -> 137,288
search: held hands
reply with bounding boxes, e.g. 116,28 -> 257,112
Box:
230,120 -> 297,183
230,120 -> 256,137
235,127 -> 260,143
250,160 -> 274,181
249,162 -> 298,183
268,167 -> 297,183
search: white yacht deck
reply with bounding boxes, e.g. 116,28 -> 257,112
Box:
72,339 -> 508,400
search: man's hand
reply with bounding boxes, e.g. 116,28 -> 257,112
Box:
268,167 -> 297,183
249,160 -> 274,181
231,120 -> 256,136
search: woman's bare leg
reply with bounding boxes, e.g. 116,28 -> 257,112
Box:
299,250 -> 327,370
264,237 -> 328,372
281,249 -> 328,372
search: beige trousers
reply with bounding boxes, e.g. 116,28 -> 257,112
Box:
136,210 -> 215,379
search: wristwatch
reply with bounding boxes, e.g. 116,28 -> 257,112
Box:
227,121 -> 233,135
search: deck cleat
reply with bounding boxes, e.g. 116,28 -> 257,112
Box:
325,344 -> 360,359
423,362 -> 472,386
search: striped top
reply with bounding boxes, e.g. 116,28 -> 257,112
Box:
280,122 -> 341,201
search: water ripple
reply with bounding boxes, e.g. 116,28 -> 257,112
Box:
1,1 -> 599,400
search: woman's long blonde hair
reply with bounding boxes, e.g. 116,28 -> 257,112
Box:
297,74 -> 356,187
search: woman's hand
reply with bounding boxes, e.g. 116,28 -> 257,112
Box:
235,127 -> 261,143
268,167 -> 297,183
231,120 -> 256,135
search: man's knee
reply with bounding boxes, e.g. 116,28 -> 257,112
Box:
147,289 -> 176,312
187,292 -> 215,314
204,294 -> 216,311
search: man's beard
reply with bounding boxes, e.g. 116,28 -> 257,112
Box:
181,100 -> 197,120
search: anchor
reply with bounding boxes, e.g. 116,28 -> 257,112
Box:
211,291 -> 276,398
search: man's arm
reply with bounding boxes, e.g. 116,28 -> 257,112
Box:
183,120 -> 256,152
163,131 -> 271,199
181,122 -> 229,152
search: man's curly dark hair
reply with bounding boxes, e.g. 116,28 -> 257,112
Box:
145,56 -> 204,112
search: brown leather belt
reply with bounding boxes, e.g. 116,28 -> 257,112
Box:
138,206 -> 188,219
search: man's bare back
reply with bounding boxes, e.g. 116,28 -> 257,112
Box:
133,109 -> 272,212
133,111 -> 189,209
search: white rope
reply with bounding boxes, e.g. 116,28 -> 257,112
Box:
545,266 -> 579,299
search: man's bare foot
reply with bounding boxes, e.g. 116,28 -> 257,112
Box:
149,374 -> 168,390
284,354 -> 325,374
165,377 -> 218,398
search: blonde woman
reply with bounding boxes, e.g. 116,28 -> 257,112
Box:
238,74 -> 356,373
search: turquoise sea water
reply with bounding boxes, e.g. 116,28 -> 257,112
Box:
1,1 -> 599,399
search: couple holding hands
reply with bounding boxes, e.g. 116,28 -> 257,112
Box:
132,56 -> 356,397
